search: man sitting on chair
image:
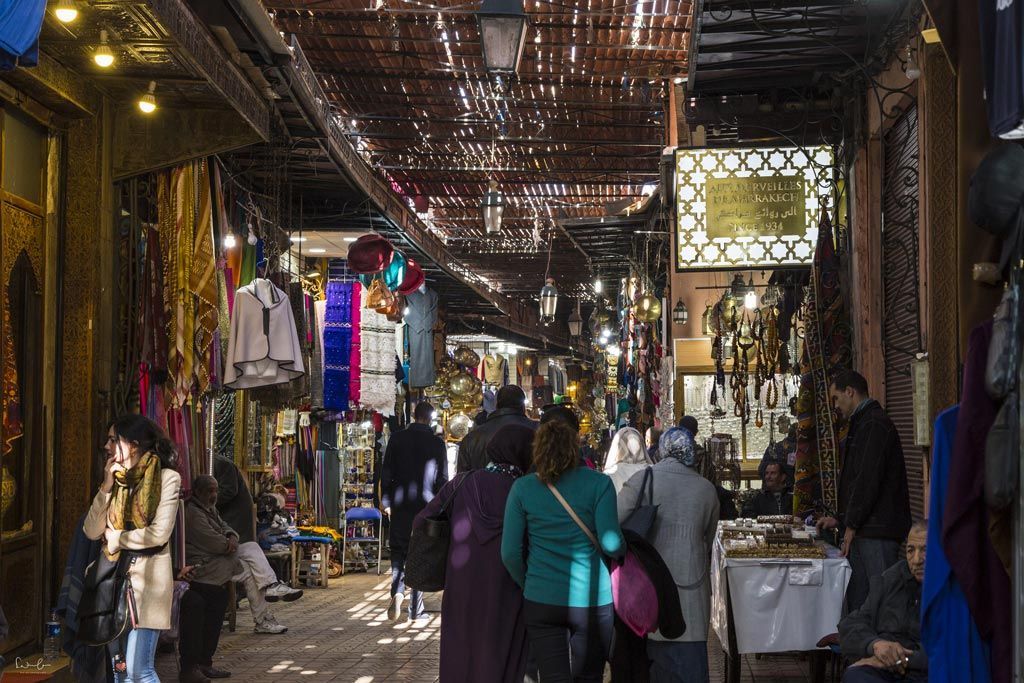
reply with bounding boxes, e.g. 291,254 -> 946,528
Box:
838,520 -> 928,682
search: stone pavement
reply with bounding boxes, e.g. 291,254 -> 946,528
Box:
155,573 -> 822,682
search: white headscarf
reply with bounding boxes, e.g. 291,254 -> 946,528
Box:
605,427 -> 653,470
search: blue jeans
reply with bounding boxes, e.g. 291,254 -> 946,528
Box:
846,538 -> 901,612
116,627 -> 161,682
647,640 -> 709,683
390,550 -> 424,619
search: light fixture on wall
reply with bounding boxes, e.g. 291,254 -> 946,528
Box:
477,0 -> 528,75
54,0 -> 78,23
481,179 -> 505,233
94,30 -> 114,68
672,298 -> 688,325
137,81 -> 157,114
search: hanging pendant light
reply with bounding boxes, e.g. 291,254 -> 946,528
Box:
634,292 -> 662,322
481,179 -> 505,233
477,0 -> 529,75
567,300 -> 583,337
672,298 -> 688,325
743,274 -> 758,310
94,30 -> 115,68
540,278 -> 558,324
54,0 -> 78,23
137,81 -> 157,114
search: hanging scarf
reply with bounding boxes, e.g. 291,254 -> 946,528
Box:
349,282 -> 362,404
192,159 -> 219,395
323,282 -> 353,411
106,452 -> 162,560
794,210 -> 851,515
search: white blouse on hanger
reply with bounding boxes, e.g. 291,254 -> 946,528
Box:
224,278 -> 305,389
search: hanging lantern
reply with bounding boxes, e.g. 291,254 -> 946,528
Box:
634,292 -> 662,322
540,277 -> 558,324
743,273 -> 758,310
476,0 -> 529,74
567,301 -> 583,337
481,179 -> 505,233
672,298 -> 688,325
728,272 -> 748,304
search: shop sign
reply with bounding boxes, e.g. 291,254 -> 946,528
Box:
674,145 -> 834,270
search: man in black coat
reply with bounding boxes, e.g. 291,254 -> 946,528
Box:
380,401 -> 448,622
456,386 -> 537,472
818,370 -> 911,611
838,521 -> 928,682
214,455 -> 255,544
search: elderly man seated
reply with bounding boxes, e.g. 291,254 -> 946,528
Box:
741,461 -> 793,518
838,520 -> 928,682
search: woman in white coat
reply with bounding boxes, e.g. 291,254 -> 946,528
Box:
603,426 -> 654,493
84,415 -> 181,683
617,427 -> 719,683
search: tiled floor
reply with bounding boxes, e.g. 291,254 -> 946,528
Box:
155,573 -> 822,682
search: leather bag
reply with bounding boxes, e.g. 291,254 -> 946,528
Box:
404,472 -> 474,592
620,467 -> 658,539
77,543 -> 162,647
985,228 -> 1023,400
985,389 -> 1020,509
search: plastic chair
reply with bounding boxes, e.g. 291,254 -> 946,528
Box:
342,507 -> 383,575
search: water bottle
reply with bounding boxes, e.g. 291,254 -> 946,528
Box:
43,609 -> 61,662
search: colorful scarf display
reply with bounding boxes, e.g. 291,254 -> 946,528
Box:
349,282 -> 362,404
794,210 -> 851,515
323,282 -> 354,411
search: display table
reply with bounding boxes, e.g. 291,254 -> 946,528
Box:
710,528 -> 851,682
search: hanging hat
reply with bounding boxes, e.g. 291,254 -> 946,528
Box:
398,258 -> 425,295
969,144 -> 1024,271
383,250 -> 407,291
347,234 -> 394,274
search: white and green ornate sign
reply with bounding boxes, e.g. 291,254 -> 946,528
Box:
674,146 -> 834,270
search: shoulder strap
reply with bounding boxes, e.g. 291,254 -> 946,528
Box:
439,471 -> 474,515
545,482 -> 600,550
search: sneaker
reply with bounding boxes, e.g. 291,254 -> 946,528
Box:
387,593 -> 405,621
254,619 -> 288,635
265,582 -> 303,603
198,665 -> 231,679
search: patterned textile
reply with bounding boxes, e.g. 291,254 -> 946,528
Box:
359,289 -> 398,416
106,453 -> 162,560
659,427 -> 698,467
1,300 -> 20,455
311,300 -> 325,407
192,160 -> 219,395
794,210 -> 851,515
349,283 -> 362,403
323,282 -> 354,411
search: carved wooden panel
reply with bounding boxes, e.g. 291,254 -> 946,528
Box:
1,203 -> 45,281
0,540 -> 41,654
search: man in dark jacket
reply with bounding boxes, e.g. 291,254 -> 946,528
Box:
457,386 -> 536,472
380,401 -> 448,622
214,455 -> 255,545
742,462 -> 794,518
838,521 -> 928,682
818,370 -> 911,611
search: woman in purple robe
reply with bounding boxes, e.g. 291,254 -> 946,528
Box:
415,423 -> 534,683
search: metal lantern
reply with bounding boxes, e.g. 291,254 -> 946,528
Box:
634,293 -> 662,322
672,298 -> 688,325
540,277 -> 558,324
567,301 -> 583,337
476,0 -> 529,75
481,179 -> 505,233
728,272 -> 748,304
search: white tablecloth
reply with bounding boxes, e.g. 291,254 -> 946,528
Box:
711,534 -> 851,654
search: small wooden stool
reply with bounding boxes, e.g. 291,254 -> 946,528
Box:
290,538 -> 331,588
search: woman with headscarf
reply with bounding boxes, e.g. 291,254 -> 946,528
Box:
604,426 -> 654,493
84,415 -> 181,683
617,428 -> 720,683
414,423 -> 535,683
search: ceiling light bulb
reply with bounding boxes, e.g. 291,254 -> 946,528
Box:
308,248 -> 326,254
54,0 -> 78,23
343,236 -> 358,243
744,290 -> 757,310
594,278 -> 603,294
94,30 -> 114,67
290,236 -> 307,243
223,232 -> 237,249
137,81 -> 157,114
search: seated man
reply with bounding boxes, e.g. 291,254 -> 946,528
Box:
185,476 -> 293,642
742,462 -> 794,518
838,520 -> 928,682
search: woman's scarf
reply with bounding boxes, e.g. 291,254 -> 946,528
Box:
605,427 -> 652,469
659,427 -> 698,467
106,452 -> 162,559
484,462 -> 524,479
486,423 -> 535,472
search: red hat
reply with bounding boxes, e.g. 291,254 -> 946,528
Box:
397,258 -> 426,295
347,234 -> 394,274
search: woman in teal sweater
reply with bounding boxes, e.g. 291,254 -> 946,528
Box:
502,420 -> 625,682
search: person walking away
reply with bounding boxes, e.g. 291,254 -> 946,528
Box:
502,421 -> 625,683
84,415 -> 182,683
213,455 -> 302,604
645,427 -> 663,462
457,386 -> 536,472
604,427 -> 654,493
818,370 -> 911,611
414,424 -> 535,682
185,476 -> 290,638
381,401 -> 448,622
741,462 -> 794,518
838,521 -> 929,682
618,428 -> 719,683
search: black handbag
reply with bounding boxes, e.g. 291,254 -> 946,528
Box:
986,220 -> 1024,399
78,543 -> 164,647
986,388 -> 1020,509
404,472 -> 473,592
621,467 -> 658,539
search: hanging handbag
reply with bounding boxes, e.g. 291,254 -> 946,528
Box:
404,472 -> 474,592
621,467 -> 658,539
546,482 -> 660,637
986,219 -> 1024,399
985,388 -> 1020,509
